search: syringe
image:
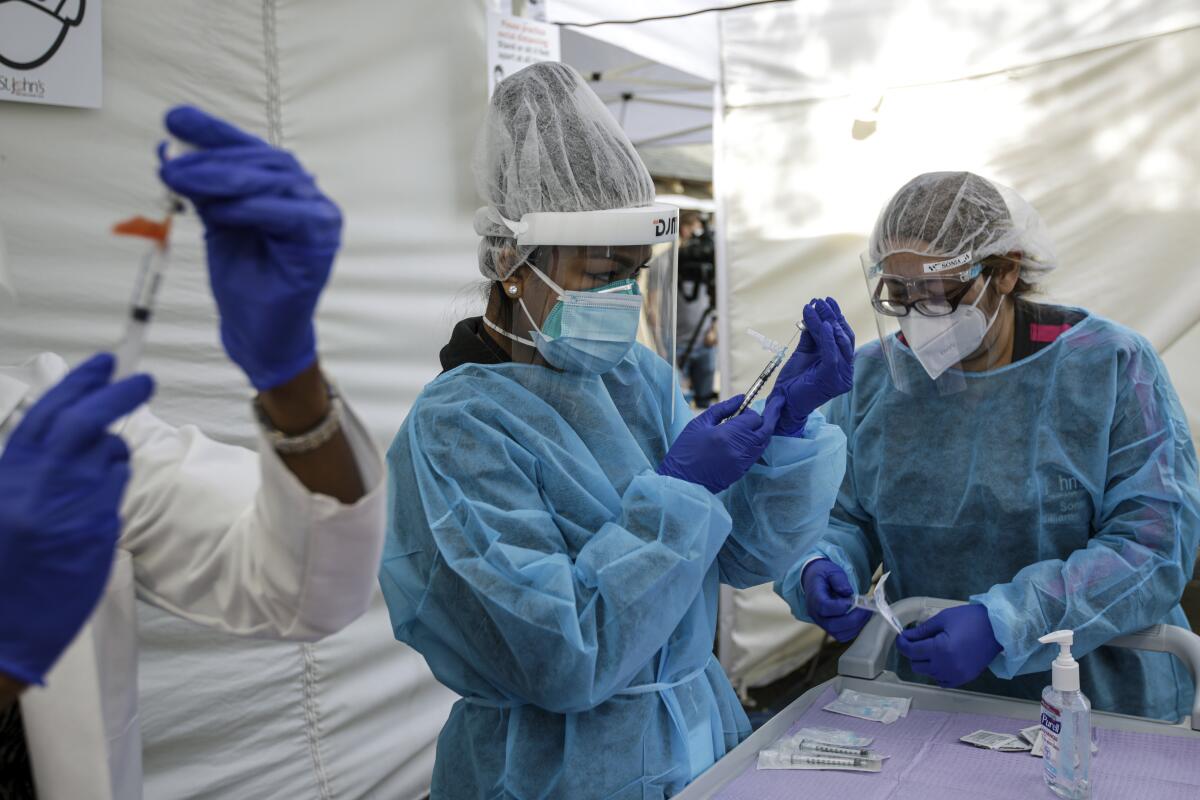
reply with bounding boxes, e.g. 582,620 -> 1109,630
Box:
787,753 -> 877,769
797,740 -> 874,759
727,321 -> 804,420
112,196 -> 185,379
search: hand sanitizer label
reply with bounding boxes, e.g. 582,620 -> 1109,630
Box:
1041,700 -> 1063,779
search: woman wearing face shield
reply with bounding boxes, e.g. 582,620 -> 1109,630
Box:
777,171 -> 1200,721
379,62 -> 855,798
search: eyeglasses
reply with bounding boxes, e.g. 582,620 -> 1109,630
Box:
869,263 -> 985,318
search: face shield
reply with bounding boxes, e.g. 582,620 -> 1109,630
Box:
863,249 -> 1009,396
0,0 -> 85,70
482,203 -> 680,422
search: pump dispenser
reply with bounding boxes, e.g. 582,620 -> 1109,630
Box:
1041,630 -> 1080,692
1038,630 -> 1091,799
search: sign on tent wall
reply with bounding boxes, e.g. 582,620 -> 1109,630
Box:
0,0 -> 102,108
487,11 -> 560,97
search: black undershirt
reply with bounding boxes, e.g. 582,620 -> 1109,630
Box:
439,317 -> 512,374
1011,299 -> 1085,360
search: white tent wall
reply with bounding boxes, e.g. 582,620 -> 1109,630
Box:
716,1 -> 1200,694
0,1 -> 488,796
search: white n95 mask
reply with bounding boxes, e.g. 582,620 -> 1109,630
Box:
898,275 -> 1003,380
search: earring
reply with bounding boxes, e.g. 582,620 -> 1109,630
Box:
508,285 -> 519,295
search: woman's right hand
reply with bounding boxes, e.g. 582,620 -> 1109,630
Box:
801,558 -> 872,642
0,354 -> 154,686
657,394 -> 783,494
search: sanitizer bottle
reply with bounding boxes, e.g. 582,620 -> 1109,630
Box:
1039,630 -> 1091,799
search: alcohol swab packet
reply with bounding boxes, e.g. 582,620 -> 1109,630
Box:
853,571 -> 903,634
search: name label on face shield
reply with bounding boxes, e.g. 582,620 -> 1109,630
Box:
924,252 -> 973,273
653,217 -> 677,238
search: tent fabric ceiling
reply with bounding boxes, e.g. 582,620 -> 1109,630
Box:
639,144 -> 714,183
549,0 -> 726,81
561,28 -> 714,151
721,0 -> 1200,107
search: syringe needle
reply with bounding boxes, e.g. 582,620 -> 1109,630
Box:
724,320 -> 802,422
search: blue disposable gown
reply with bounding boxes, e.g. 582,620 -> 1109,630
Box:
777,309 -> 1200,720
381,344 -> 845,798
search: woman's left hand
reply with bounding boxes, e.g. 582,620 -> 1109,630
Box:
896,603 -> 1003,687
158,106 -> 342,392
768,297 -> 855,436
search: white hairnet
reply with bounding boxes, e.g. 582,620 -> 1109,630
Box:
473,62 -> 656,281
869,171 -> 1057,281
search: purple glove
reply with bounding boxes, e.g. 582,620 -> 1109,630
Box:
0,354 -> 154,685
769,297 -> 855,437
801,558 -> 872,642
897,603 -> 1003,688
659,394 -> 784,494
158,106 -> 342,391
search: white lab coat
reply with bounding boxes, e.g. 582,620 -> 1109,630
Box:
1,353 -> 386,800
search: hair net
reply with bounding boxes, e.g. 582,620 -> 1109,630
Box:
473,62 -> 656,281
869,171 -> 1057,281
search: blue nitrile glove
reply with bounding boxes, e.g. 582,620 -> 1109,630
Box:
768,297 -> 855,437
0,354 -> 154,686
896,603 -> 1003,688
158,105 -> 342,391
801,558 -> 872,642
658,394 -> 784,494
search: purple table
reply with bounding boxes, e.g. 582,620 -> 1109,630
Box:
710,687 -> 1200,800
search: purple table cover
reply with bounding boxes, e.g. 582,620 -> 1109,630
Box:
713,688 -> 1200,800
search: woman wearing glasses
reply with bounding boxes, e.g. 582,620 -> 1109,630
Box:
776,171 -> 1200,721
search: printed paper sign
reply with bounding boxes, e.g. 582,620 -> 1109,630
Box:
487,11 -> 560,98
0,0 -> 103,108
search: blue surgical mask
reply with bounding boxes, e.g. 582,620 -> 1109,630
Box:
484,263 -> 643,374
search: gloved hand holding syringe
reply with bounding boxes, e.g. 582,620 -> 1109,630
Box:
724,322 -> 805,421
727,298 -> 856,438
